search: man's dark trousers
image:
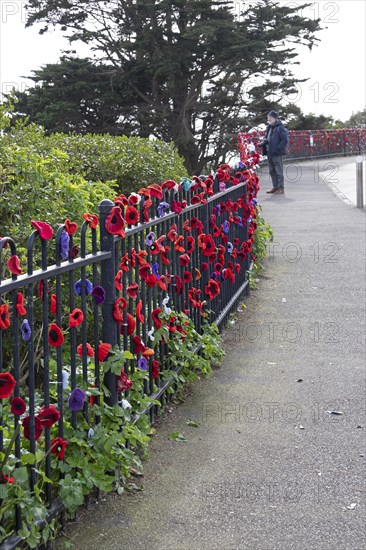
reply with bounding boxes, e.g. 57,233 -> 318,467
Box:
268,155 -> 284,189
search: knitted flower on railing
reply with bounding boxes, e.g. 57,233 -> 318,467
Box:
74,279 -> 93,296
136,300 -> 145,323
120,313 -> 136,336
76,343 -> 94,357
37,405 -> 61,428
68,388 -> 86,412
125,205 -> 140,225
69,308 -> 84,328
105,206 -> 125,237
115,270 -> 123,291
7,255 -> 22,275
152,360 -> 160,379
23,415 -> 43,441
0,371 -> 16,398
188,288 -> 202,309
31,220 -> 53,240
64,219 -> 78,235
147,184 -> 163,200
157,202 -> 170,217
91,285 -> 105,304
48,323 -> 64,347
126,283 -> 139,300
145,231 -> 155,247
151,308 -> 163,329
139,264 -> 151,280
21,320 -> 32,341
60,232 -> 70,260
205,279 -> 221,300
16,292 -> 27,316
82,213 -> 99,229
113,297 -> 127,322
51,437 -> 68,460
137,357 -> 148,371
117,371 -> 133,392
97,342 -> 111,362
10,396 -> 26,416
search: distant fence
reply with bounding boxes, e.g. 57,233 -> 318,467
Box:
238,128 -> 366,161
0,152 -> 260,547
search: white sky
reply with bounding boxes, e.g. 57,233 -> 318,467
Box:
0,0 -> 365,121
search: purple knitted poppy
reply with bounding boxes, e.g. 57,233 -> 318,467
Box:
91,285 -> 106,304
68,388 -> 86,411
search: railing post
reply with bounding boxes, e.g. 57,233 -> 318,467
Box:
99,199 -> 118,405
356,157 -> 364,209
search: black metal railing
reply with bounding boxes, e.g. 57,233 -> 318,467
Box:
238,128 -> 366,161
0,165 -> 258,548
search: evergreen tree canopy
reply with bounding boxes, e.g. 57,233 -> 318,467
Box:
24,0 -> 322,172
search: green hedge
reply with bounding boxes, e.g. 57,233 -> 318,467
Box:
0,102 -> 187,248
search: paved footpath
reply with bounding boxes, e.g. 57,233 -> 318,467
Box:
59,159 -> 366,550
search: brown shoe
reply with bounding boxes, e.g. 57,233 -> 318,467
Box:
266,188 -> 277,194
273,188 -> 284,194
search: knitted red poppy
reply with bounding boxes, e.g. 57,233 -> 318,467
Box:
125,205 -> 140,226
77,343 -> 94,357
117,371 -> 133,392
114,193 -> 129,207
139,264 -> 151,280
48,323 -> 64,347
69,308 -> 84,328
152,360 -> 160,379
51,437 -> 68,460
179,254 -> 190,267
152,308 -> 163,329
205,279 -> 221,300
105,206 -> 125,237
64,219 -> 78,235
174,236 -> 185,253
146,274 -> 158,287
137,250 -> 148,265
82,213 -> 99,229
127,282 -> 139,300
126,313 -> 136,335
115,270 -> 123,291
7,255 -> 22,275
158,276 -> 167,291
120,253 -> 130,272
113,297 -> 127,322
31,220 -> 53,240
0,371 -> 16,398
167,225 -> 178,242
147,184 -> 163,200
16,292 -> 27,316
98,342 -> 111,362
136,300 -> 145,323
159,246 -> 169,266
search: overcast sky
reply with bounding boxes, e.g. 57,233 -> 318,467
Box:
0,0 -> 365,122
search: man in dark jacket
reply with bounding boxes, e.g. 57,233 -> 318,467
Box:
259,111 -> 288,194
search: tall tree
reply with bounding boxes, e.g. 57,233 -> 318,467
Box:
25,0 -> 322,172
345,109 -> 366,129
13,56 -> 138,134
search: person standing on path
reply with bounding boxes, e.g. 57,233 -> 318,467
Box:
259,111 -> 288,194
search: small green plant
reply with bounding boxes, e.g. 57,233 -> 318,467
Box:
0,311 -> 224,546
250,204 -> 274,287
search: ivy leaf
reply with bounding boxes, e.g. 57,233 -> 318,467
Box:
0,484 -> 9,499
169,432 -> 186,442
123,350 -> 134,360
13,466 -> 29,483
186,420 -> 200,427
21,452 -> 36,465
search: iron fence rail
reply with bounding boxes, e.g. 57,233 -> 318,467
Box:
0,169 -> 256,548
238,128 -> 366,161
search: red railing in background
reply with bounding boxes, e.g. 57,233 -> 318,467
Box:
238,128 -> 366,161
